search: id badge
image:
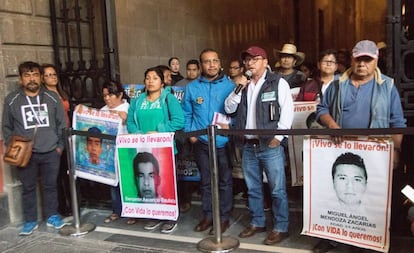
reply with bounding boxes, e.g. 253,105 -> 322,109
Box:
261,91 -> 276,102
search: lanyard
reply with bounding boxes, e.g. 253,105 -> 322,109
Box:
26,95 -> 41,125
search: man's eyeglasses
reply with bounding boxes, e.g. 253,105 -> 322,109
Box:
202,59 -> 220,65
243,56 -> 263,65
320,60 -> 337,65
44,73 -> 58,78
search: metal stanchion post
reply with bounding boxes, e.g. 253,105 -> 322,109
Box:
59,128 -> 96,236
197,125 -> 239,253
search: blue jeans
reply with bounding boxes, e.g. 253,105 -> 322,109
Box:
242,143 -> 289,232
18,150 -> 61,222
193,141 -> 232,222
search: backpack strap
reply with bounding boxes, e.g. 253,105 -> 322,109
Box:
329,79 -> 340,122
165,93 -> 171,121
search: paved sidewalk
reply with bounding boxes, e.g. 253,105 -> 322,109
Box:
1,198 -> 413,253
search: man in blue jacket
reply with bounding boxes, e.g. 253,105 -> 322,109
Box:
182,48 -> 235,235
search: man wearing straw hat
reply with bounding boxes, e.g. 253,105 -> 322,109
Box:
274,43 -> 307,89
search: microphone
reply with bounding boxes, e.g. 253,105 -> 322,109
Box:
235,70 -> 252,94
244,70 -> 252,80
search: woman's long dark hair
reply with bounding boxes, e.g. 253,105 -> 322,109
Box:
102,80 -> 130,103
41,63 -> 69,100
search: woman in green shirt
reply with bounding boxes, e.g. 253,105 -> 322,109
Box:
126,66 -> 184,233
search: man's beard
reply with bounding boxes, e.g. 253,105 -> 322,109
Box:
26,81 -> 40,92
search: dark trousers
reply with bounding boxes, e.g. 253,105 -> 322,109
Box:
111,185 -> 122,215
193,141 -> 232,222
57,149 -> 71,215
18,150 -> 60,222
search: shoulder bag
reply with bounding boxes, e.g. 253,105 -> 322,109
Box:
3,127 -> 37,167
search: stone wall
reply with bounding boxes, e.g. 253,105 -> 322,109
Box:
115,0 -> 296,84
0,0 -> 55,224
0,0 -> 389,224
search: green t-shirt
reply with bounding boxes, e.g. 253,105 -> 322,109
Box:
136,98 -> 164,133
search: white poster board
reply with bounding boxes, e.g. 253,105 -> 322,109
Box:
72,106 -> 122,186
117,133 -> 178,221
301,136 -> 393,252
288,101 -> 319,186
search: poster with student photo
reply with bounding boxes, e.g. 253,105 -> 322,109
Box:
72,105 -> 122,186
301,136 -> 393,252
117,133 -> 178,221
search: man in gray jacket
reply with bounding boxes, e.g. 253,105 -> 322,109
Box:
2,61 -> 67,235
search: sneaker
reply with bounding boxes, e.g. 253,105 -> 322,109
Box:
144,219 -> 163,230
46,214 -> 66,229
19,222 -> 38,236
161,221 -> 177,233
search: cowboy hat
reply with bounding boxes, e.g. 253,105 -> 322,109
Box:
273,43 -> 305,67
376,41 -> 387,50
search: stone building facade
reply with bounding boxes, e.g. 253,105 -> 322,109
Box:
0,0 -> 386,225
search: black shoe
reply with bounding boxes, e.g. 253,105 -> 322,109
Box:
313,240 -> 337,253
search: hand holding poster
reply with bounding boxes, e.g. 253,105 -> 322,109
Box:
72,105 -> 122,186
301,136 -> 393,252
123,84 -> 199,182
117,132 -> 178,221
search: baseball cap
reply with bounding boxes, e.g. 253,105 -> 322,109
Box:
241,46 -> 267,60
352,40 -> 378,59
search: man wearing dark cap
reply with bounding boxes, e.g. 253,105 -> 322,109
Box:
314,40 -> 406,252
225,46 -> 294,245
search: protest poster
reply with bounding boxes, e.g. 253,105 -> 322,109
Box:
123,84 -> 185,103
288,101 -> 319,186
291,87 -> 300,101
72,105 -> 122,186
302,136 -> 393,252
175,144 -> 200,182
117,132 -> 178,221
123,84 -> 144,98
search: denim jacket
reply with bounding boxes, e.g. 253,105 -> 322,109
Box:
321,67 -> 406,128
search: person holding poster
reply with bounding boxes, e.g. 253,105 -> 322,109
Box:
182,48 -> 235,235
100,80 -> 130,224
314,40 -> 406,252
127,66 -> 184,233
225,46 -> 294,245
